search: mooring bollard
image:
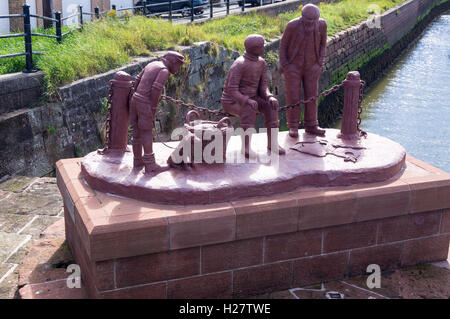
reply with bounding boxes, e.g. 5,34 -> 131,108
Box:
339,71 -> 361,139
108,71 -> 132,151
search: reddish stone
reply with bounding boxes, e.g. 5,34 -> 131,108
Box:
441,209 -> 450,234
168,204 -> 236,250
233,196 -> 298,240
406,175 -> 450,213
378,211 -> 441,244
116,248 -> 200,288
233,262 -> 292,297
167,272 -> 232,299
19,279 -> 88,299
297,190 -> 356,230
90,215 -> 169,261
264,229 -> 322,263
401,234 -> 450,266
64,210 -> 115,293
66,178 -> 95,202
354,180 -> 410,222
348,243 -> 403,276
99,282 -> 167,299
201,238 -> 263,274
322,221 -> 377,253
292,252 -> 348,287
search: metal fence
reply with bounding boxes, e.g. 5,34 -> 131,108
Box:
1,1 -> 282,73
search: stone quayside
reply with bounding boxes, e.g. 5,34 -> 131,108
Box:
81,129 -> 406,205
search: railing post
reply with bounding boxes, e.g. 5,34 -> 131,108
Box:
144,1 -> 149,15
55,11 -> 62,44
210,0 -> 213,18
191,0 -> 194,22
242,0 -> 245,12
339,71 -> 361,140
95,7 -> 100,19
169,0 -> 173,22
79,5 -> 83,27
226,0 -> 230,15
22,4 -> 35,73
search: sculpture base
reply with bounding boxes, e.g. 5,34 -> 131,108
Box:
56,155 -> 450,298
81,129 -> 406,205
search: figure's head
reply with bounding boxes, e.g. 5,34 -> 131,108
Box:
301,4 -> 320,27
244,34 -> 265,57
162,51 -> 185,74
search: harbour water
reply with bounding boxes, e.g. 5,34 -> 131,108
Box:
335,14 -> 450,172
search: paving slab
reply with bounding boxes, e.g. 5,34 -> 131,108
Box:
20,216 -> 62,239
0,270 -> 19,299
0,177 -> 37,193
0,213 -> 34,233
0,232 -> 30,263
17,238 -> 74,287
0,179 -> 62,216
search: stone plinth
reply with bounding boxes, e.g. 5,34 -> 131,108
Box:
57,151 -> 450,298
81,129 -> 406,205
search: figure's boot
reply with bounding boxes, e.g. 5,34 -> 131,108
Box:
132,140 -> 144,168
143,153 -> 158,174
288,127 -> 299,138
267,127 -> 286,155
305,126 -> 326,136
304,101 -> 326,136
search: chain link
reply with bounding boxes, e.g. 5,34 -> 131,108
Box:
161,79 -> 346,121
99,84 -> 113,153
357,80 -> 367,138
101,78 -> 365,153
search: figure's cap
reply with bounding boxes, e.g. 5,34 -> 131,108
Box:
244,34 -> 265,52
302,4 -> 320,20
163,51 -> 185,64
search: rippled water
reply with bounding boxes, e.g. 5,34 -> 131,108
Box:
336,14 -> 450,172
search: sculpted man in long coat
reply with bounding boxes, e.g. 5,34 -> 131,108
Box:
279,4 -> 327,137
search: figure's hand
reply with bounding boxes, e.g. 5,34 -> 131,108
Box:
312,63 -> 323,75
268,96 -> 279,110
247,99 -> 258,112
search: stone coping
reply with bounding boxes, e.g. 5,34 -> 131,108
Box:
56,153 -> 450,262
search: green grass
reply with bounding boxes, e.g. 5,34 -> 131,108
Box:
0,0 -> 407,92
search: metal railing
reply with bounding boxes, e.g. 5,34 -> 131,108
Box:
0,4 -> 81,73
1,1 -> 283,73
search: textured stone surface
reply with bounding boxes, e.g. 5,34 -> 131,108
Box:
81,129 -> 406,205
0,176 -> 65,299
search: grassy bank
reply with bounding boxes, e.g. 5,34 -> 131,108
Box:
0,0 -> 406,91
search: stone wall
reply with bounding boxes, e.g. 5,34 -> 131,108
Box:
1,0 -> 448,178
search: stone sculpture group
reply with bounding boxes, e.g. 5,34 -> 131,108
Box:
104,3 -> 356,174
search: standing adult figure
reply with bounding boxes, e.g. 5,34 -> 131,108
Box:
129,51 -> 185,174
279,3 -> 327,137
